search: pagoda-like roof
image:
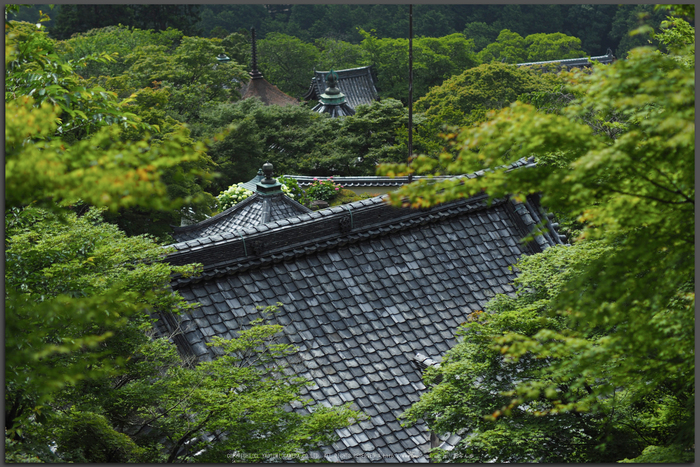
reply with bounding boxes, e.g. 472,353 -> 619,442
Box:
239,27 -> 299,106
171,192 -> 311,243
304,66 -> 379,110
517,49 -> 615,68
240,78 -> 299,106
172,165 -> 311,243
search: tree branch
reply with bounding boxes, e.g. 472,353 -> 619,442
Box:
605,186 -> 693,205
166,411 -> 215,463
626,164 -> 695,205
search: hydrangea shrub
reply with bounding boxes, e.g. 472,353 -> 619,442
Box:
305,177 -> 343,203
216,180 -> 296,211
216,183 -> 253,210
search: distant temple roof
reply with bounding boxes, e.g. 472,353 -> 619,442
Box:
304,66 -> 379,110
239,28 -> 299,106
287,174 -> 462,189
287,158 -> 537,191
517,48 -> 616,68
172,163 -> 310,243
311,69 -> 356,117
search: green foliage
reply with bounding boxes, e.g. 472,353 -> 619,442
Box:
110,35 -> 248,121
477,29 -> 585,64
198,98 -> 328,192
55,25 -> 183,79
199,97 -> 409,193
462,21 -> 500,51
411,62 -> 562,157
8,23 -> 228,236
609,4 -> 667,58
320,98 -> 412,175
477,29 -> 528,64
654,14 -> 695,63
5,19 -> 215,223
5,95 -> 205,214
195,5 -> 268,39
525,32 -> 585,61
51,408 -> 145,462
385,20 -> 695,463
313,37 -> 368,71
359,29 -> 478,103
257,32 -> 320,98
5,206 -> 199,427
5,21 -> 145,143
49,4 -> 202,40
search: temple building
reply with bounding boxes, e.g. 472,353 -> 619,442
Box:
158,160 -> 567,462
172,163 -> 311,243
310,70 -> 356,117
304,66 -> 379,113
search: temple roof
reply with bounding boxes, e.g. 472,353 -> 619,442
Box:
159,159 -> 567,462
287,174 -> 469,189
286,158 -> 538,190
517,49 -> 616,68
311,100 -> 356,117
172,164 -> 311,243
304,66 -> 379,110
240,27 -> 299,106
240,78 -> 300,106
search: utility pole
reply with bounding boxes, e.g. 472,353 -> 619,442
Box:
407,4 -> 413,183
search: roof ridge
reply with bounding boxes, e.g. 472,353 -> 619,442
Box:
313,65 -> 374,74
287,156 -> 536,187
168,194 -> 497,287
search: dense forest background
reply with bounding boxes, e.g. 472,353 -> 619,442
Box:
10,4 -> 669,57
5,3 -> 683,239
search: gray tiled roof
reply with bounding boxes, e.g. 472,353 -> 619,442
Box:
311,101 -> 356,117
160,163 -> 565,462
304,66 -> 379,110
240,169 -> 264,192
286,157 -> 538,189
171,192 -> 311,243
517,49 -> 615,68
287,174 -> 471,189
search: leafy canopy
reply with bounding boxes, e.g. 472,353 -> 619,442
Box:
384,11 -> 694,463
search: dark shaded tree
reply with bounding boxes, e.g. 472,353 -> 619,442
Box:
50,4 -> 201,40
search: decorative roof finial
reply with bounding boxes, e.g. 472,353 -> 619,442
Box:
256,162 -> 283,195
324,70 -> 341,95
262,162 -> 274,184
318,69 -> 348,106
250,27 -> 263,80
